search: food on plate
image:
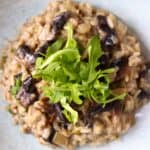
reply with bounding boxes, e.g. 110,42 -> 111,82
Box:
1,0 -> 150,149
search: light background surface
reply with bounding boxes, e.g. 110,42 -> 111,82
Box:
0,0 -> 150,150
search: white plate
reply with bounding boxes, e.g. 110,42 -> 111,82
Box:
0,0 -> 150,150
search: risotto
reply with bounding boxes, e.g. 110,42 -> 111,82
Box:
1,0 -> 150,149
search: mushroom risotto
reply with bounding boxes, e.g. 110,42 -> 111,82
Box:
1,0 -> 150,149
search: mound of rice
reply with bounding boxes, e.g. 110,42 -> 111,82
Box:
1,0 -> 150,149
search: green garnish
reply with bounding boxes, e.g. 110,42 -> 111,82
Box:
10,74 -> 22,97
33,23 -> 126,124
61,97 -> 78,124
6,105 -> 14,115
46,38 -> 65,58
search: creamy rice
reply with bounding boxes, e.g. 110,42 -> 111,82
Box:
1,0 -> 150,149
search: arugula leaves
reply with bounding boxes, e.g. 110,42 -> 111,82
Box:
65,23 -> 77,49
87,35 -> 102,83
33,23 -> 126,124
10,74 -> 22,97
46,38 -> 65,57
61,97 -> 78,124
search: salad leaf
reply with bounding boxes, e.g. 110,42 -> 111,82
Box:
43,83 -> 65,104
46,38 -> 65,58
87,35 -> 103,83
40,49 -> 80,69
32,23 -> 126,124
65,23 -> 77,49
51,38 -> 65,51
61,97 -> 78,124
70,84 -> 83,105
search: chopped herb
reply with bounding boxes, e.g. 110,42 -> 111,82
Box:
33,23 -> 126,124
10,74 -> 22,97
46,38 -> 65,58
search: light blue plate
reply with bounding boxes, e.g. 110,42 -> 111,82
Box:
0,0 -> 150,150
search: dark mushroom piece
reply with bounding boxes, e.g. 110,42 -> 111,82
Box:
138,89 -> 150,99
17,12 -> 70,65
102,32 -> 118,50
48,126 -> 56,142
96,15 -> 119,51
17,88 -> 37,107
54,104 -> 69,129
138,62 -> 150,99
22,76 -> 37,92
14,72 -> 22,79
34,12 -> 70,58
34,40 -> 55,58
97,15 -> 112,33
54,104 -> 66,122
85,101 -> 122,126
51,11 -> 71,34
97,53 -> 110,70
110,56 -> 129,68
88,101 -> 122,116
16,45 -> 35,66
110,56 -> 129,81
16,76 -> 38,107
138,65 -> 150,99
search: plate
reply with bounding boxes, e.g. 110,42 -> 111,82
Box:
0,0 -> 150,150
